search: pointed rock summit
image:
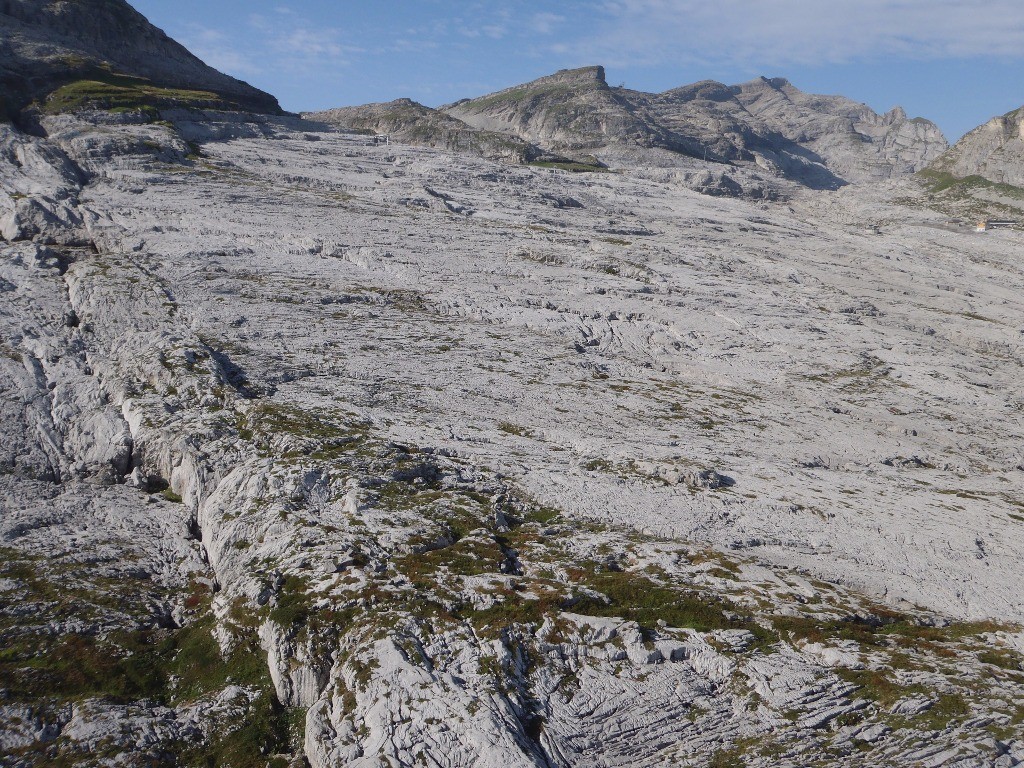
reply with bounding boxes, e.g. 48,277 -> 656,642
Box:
0,0 -> 280,117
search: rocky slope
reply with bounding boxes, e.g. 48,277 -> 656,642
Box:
626,76 -> 948,188
928,105 -> 1024,188
308,98 -> 547,164
0,0 -> 280,118
442,67 -> 947,189
1,103 -> 1023,767
2,6 -> 1024,768
445,66 -> 668,157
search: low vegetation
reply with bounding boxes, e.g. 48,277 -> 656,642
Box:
43,73 -> 224,115
918,168 -> 1024,199
0,548 -> 299,767
915,168 -> 1024,220
529,160 -> 609,173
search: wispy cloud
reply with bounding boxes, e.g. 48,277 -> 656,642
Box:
532,12 -> 565,35
563,0 -> 1024,67
248,12 -> 363,71
180,24 -> 261,77
271,28 -> 361,61
458,23 -> 508,39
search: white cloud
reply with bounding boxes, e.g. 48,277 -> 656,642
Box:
181,24 -> 261,77
246,13 -> 363,71
568,0 -> 1024,67
532,12 -> 565,35
272,28 -> 360,60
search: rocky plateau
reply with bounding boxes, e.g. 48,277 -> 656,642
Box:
2,2 -> 1024,768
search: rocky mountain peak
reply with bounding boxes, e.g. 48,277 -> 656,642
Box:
658,80 -> 733,103
885,105 -> 908,122
539,64 -> 608,87
443,64 -> 653,153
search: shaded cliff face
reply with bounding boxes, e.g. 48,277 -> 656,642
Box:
308,98 -> 544,163
0,0 -> 281,116
441,68 -> 947,188
928,106 -> 1024,188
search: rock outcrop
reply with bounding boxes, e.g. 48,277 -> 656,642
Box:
444,66 -> 667,156
0,0 -> 281,117
928,105 -> 1024,187
308,98 -> 545,163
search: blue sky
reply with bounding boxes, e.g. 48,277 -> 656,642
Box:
132,0 -> 1024,141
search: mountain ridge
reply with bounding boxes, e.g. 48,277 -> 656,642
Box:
321,65 -> 948,190
308,97 -> 548,164
0,0 -> 281,118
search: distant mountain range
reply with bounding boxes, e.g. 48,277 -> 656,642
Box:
313,65 -> 950,191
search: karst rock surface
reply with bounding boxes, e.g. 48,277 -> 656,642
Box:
1,9 -> 1023,768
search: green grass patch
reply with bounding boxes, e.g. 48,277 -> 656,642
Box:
529,160 -> 609,173
834,667 -> 925,707
568,567 -> 762,638
978,648 -> 1023,670
43,73 -> 223,115
240,402 -> 369,460
524,505 -> 561,525
0,630 -> 170,703
497,421 -> 533,437
467,588 -> 566,638
772,611 -> 1007,648
708,746 -> 746,768
918,168 -> 1024,199
162,488 -> 184,503
268,575 -> 315,629
397,530 -> 512,589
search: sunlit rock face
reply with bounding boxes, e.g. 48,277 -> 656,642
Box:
929,105 -> 1024,188
1,105 -> 1022,766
